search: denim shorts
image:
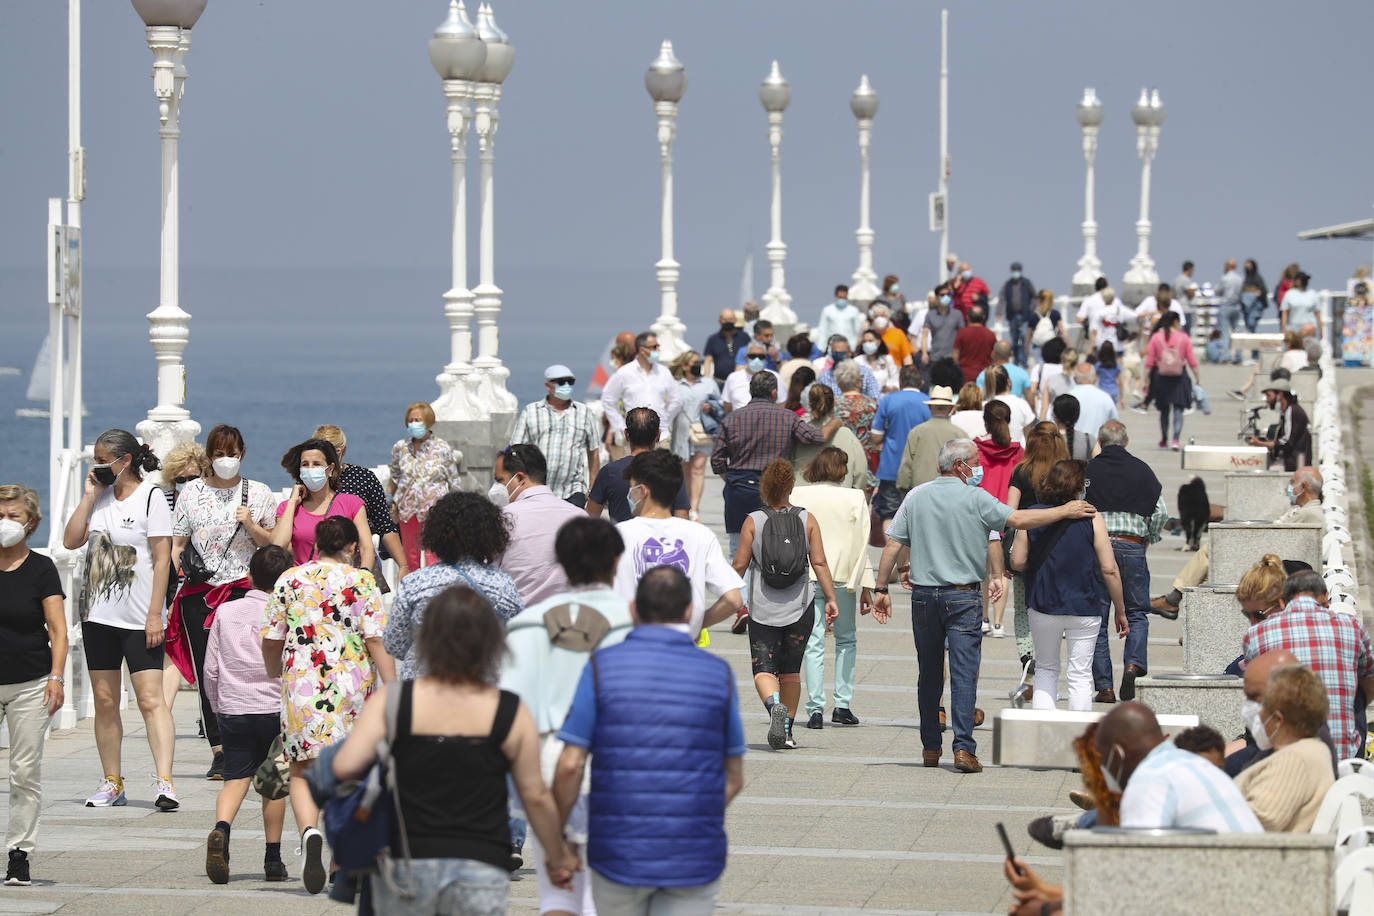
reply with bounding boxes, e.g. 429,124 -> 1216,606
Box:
370,858 -> 508,916
217,712 -> 281,781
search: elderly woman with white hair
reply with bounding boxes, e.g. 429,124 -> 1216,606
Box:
832,360 -> 879,486
0,484 -> 68,886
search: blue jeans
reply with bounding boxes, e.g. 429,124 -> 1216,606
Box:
1241,293 -> 1264,360
1218,301 -> 1243,362
875,479 -> 904,520
507,775 -> 526,849
371,858 -> 509,916
1008,311 -> 1029,366
1093,538 -> 1151,690
910,585 -> 983,755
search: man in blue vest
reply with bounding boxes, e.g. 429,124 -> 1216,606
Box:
553,565 -> 746,914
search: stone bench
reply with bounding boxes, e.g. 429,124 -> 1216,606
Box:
1208,521 -> 1322,584
1181,585 -> 1245,675
1134,674 -> 1244,737
1223,470 -> 1291,521
992,709 -> 1199,769
1229,332 -> 1286,352
1180,444 -> 1271,472
1062,829 -> 1334,916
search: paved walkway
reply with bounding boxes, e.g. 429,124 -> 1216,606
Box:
0,360 -> 1353,915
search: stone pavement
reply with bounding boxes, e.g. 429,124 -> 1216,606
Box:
0,359 -> 1349,915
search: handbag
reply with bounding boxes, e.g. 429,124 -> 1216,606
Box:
689,421 -> 714,448
323,683 -> 413,890
181,481 -> 249,585
252,734 -> 291,800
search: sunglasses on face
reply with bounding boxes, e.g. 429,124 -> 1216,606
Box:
173,475 -> 199,485
549,377 -> 575,386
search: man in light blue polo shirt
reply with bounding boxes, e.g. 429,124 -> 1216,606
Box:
868,365 -> 931,522
872,439 -> 1096,773
974,341 -> 1029,398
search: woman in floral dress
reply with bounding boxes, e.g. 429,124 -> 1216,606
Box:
832,360 -> 880,486
261,516 -> 393,892
389,401 -> 461,572
1343,281 -> 1372,367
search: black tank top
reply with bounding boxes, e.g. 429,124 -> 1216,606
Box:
389,680 -> 518,865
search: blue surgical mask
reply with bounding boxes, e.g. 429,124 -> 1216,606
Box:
1011,271 -> 1022,280
964,464 -> 984,487
831,350 -> 850,363
961,270 -> 973,281
939,294 -> 952,307
889,283 -> 899,292
407,421 -> 428,440
747,357 -> 766,373
300,467 -> 330,492
1286,484 -> 1298,505
553,383 -> 575,400
836,298 -> 851,308
647,350 -> 660,365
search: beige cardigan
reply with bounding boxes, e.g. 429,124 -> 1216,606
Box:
790,482 -> 875,592
1234,737 -> 1334,832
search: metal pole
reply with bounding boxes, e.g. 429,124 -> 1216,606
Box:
47,199 -> 64,518
67,0 -> 83,470
938,8 -> 948,280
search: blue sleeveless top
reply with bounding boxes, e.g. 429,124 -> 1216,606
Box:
1025,509 -> 1100,616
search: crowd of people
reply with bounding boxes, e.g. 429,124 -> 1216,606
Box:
0,258 -> 1367,912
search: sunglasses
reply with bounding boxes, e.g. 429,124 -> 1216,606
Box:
549,377 -> 575,386
173,475 -> 199,485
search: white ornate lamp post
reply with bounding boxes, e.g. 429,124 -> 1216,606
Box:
757,61 -> 795,336
1071,87 -> 1104,297
469,3 -> 517,413
645,41 -> 688,360
131,0 -> 205,461
1121,88 -> 1165,306
849,75 -> 880,304
429,1 -> 486,421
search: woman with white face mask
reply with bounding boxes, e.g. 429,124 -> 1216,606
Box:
1235,665 -> 1334,831
388,401 -> 461,572
0,484 -> 68,887
271,438 -> 374,572
168,425 -> 280,778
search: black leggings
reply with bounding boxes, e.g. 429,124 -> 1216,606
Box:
180,589 -> 245,749
748,606 -> 816,677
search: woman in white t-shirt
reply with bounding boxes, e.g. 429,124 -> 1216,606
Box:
62,429 -> 179,811
984,366 -> 1037,446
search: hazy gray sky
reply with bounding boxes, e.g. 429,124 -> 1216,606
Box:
4,0 -> 1373,322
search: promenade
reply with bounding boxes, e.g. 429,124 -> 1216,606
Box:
2,360 -> 1366,915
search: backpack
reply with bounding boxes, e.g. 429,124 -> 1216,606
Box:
758,507 -> 809,589
1031,313 -> 1056,347
1158,334 -> 1184,377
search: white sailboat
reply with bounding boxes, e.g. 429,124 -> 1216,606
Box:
739,248 -> 756,307
16,334 -> 85,419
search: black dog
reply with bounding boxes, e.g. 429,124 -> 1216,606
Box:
1176,476 -> 1210,552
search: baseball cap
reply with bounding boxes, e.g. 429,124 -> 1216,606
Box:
544,364 -> 574,381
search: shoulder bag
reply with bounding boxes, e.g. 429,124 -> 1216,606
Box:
181,481 -> 249,585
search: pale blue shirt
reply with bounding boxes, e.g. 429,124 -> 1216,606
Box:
816,301 -> 865,351
1069,383 -> 1119,441
886,476 -> 1012,586
1120,741 -> 1263,833
975,362 -> 1030,398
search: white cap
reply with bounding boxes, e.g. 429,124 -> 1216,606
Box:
545,364 -> 574,381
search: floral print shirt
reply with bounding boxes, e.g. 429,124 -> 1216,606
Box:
389,434 -> 461,523
262,561 -> 386,761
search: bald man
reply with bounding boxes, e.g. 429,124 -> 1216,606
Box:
1151,467 -> 1324,617
1226,650 -> 1339,777
702,309 -> 750,384
1094,703 -> 1262,832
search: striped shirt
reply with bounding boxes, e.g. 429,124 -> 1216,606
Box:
710,398 -> 826,475
1100,495 -> 1169,542
1243,596 -> 1374,761
1120,740 -> 1263,832
511,399 -> 601,498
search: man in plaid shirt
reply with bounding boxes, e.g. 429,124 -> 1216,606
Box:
1244,571 -> 1374,761
1085,422 -> 1169,704
511,364 -> 601,506
711,371 -> 839,631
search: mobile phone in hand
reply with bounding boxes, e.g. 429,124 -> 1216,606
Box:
996,822 -> 1023,876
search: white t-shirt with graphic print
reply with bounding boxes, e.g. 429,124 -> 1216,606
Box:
84,479 -> 173,629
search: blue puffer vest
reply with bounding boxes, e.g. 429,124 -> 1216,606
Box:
587,626 -> 733,887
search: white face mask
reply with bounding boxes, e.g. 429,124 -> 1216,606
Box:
628,484 -> 647,516
488,479 -> 511,506
212,457 -> 241,480
0,519 -> 27,549
1242,699 -> 1273,751
1102,744 -> 1126,795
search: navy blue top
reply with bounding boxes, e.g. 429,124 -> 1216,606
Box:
1025,508 -> 1099,616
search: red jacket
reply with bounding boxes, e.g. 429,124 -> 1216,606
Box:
953,276 -> 990,317
976,437 -> 1024,503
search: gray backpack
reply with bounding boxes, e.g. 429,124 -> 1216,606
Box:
758,507 -> 808,589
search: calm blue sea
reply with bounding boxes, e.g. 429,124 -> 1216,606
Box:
0,263 -> 760,542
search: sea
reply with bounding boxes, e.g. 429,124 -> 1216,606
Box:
0,262 -> 764,543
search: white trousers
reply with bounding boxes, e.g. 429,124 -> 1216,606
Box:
1028,609 -> 1100,712
0,678 -> 51,854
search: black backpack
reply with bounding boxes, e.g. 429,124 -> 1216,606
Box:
758,507 -> 809,589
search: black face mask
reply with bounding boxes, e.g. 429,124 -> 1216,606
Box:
720,323 -> 736,333
92,462 -> 119,486
691,361 -> 704,376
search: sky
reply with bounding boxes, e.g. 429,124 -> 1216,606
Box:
2,0 -> 1374,329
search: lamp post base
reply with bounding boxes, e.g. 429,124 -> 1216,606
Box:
136,411 -> 201,482
1120,263 -> 1160,308
432,408 -> 517,491
1071,259 -> 1103,298
759,290 -> 796,343
433,367 -> 486,423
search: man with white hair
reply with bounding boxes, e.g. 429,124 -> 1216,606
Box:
871,439 -> 1097,773
1217,258 -> 1245,363
1068,363 -> 1119,441
1084,287 -> 1131,351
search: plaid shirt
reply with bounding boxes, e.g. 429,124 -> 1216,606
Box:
1100,495 -> 1169,543
710,398 -> 826,475
511,399 -> 600,498
1243,595 -> 1374,761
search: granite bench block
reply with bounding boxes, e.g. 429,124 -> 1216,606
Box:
1208,522 -> 1321,585
1063,829 -> 1333,916
1223,471 -> 1291,522
1181,585 -> 1246,675
1134,675 -> 1244,737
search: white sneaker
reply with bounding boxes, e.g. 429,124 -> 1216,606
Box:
991,624 -> 1006,638
299,826 -> 326,895
981,619 -> 991,635
152,777 -> 179,812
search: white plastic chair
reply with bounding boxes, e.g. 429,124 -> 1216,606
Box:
1335,846 -> 1374,916
1312,774 -> 1374,840
1338,758 -> 1374,780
